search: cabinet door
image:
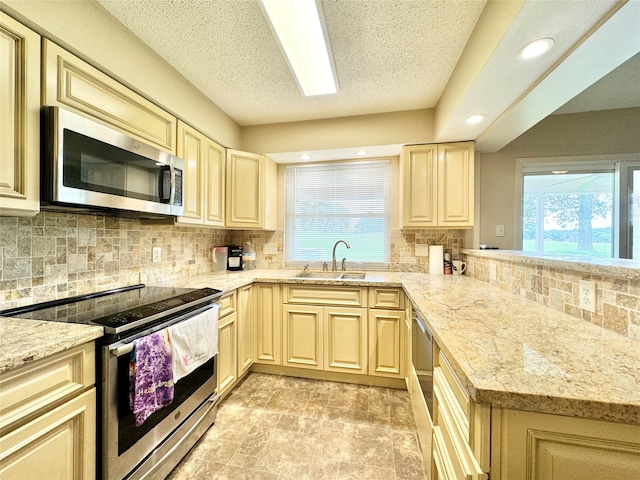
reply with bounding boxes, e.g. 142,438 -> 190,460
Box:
42,39 -> 176,152
282,305 -> 323,370
401,144 -> 438,227
493,408 -> 640,480
205,139 -> 226,226
0,13 -> 40,216
226,150 -> 263,228
368,309 -> 405,378
237,285 -> 253,375
437,142 -> 474,227
254,284 -> 282,365
217,312 -> 237,398
0,389 -> 96,480
176,121 -> 205,224
324,307 -> 368,374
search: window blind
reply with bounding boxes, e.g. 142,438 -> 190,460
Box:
284,160 -> 390,268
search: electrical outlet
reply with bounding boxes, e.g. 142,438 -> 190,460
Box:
496,224 -> 505,237
579,280 -> 596,313
264,243 -> 277,255
152,246 -> 161,263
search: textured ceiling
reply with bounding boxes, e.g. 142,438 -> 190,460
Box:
96,0 -> 486,126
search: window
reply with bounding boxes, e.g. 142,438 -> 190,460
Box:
518,154 -> 640,259
285,160 -> 390,268
522,170 -> 614,257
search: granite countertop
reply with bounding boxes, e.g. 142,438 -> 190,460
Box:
0,318 -> 103,374
2,269 -> 638,426
170,269 -> 640,425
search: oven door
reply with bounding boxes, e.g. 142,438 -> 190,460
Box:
101,306 -> 217,480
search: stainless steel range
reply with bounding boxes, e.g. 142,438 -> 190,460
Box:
1,284 -> 223,480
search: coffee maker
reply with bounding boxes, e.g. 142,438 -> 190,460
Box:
226,245 -> 243,271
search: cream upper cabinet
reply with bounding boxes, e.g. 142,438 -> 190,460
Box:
0,13 -> 40,216
401,142 -> 474,228
176,121 -> 225,227
254,283 -> 282,366
42,39 -> 176,153
226,149 -> 277,230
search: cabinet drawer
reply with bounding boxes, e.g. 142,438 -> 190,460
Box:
219,291 -> 237,318
438,351 -> 470,418
0,343 -> 95,432
42,39 -> 176,153
368,287 -> 404,309
283,285 -> 367,307
433,378 -> 486,479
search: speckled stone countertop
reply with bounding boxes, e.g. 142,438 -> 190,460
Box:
2,269 -> 638,426
169,269 -> 640,426
0,318 -> 103,374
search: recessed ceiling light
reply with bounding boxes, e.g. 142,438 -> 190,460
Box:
300,154 -> 311,160
259,0 -> 338,96
466,114 -> 485,125
518,38 -> 554,60
552,170 -> 568,174
356,151 -> 368,156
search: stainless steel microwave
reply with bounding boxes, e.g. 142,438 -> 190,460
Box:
41,107 -> 184,218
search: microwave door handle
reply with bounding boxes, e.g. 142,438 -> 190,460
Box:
159,164 -> 171,204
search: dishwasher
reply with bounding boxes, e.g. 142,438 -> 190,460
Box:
412,308 -> 434,417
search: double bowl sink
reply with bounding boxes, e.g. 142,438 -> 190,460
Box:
295,271 -> 366,280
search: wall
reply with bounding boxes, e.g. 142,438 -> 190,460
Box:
478,107 -> 640,249
242,109 -> 434,155
1,0 -> 241,148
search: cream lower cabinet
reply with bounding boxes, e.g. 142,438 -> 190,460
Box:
176,121 -> 225,227
432,347 -> 489,480
237,284 -> 254,376
0,343 -> 96,479
491,408 -> 640,480
0,13 -> 40,216
368,309 -> 405,378
281,304 -> 368,374
401,142 -> 474,228
281,285 -> 369,375
254,283 -> 282,366
226,150 -> 277,230
217,292 -> 237,399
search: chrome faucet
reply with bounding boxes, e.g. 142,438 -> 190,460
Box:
332,240 -> 350,271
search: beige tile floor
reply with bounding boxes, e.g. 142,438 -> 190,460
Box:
168,373 -> 428,480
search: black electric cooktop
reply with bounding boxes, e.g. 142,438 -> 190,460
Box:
0,284 -> 222,334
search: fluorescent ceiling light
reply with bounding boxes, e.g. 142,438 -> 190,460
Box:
518,38 -> 554,60
466,114 -> 485,124
259,0 -> 338,96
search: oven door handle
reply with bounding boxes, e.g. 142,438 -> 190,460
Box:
111,343 -> 134,357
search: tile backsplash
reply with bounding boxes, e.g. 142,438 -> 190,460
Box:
463,252 -> 640,339
0,211 -> 464,309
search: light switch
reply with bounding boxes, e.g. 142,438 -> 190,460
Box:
496,224 -> 505,237
264,243 -> 278,255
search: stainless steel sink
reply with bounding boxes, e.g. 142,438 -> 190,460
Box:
340,273 -> 366,279
295,271 -> 342,279
294,271 -> 367,280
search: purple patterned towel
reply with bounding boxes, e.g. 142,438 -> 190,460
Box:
129,329 -> 174,426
